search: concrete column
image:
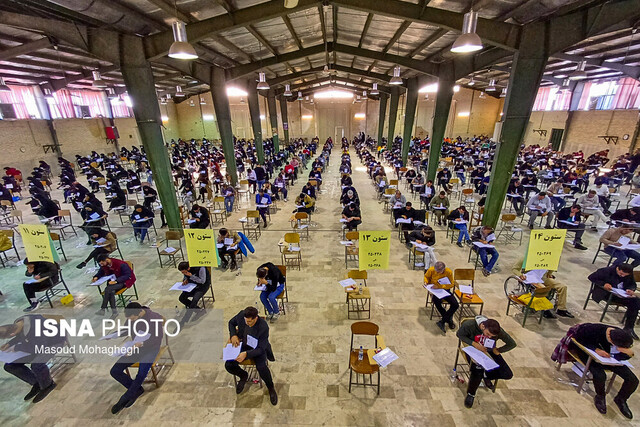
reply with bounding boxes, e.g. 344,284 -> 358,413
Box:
377,93 -> 388,147
119,35 -> 181,231
387,86 -> 401,148
279,95 -> 290,147
210,67 -> 238,185
267,89 -> 279,153
630,112 -> 640,154
426,65 -> 455,184
401,77 -> 419,166
483,24 -> 549,228
560,81 -> 583,151
246,79 -> 264,164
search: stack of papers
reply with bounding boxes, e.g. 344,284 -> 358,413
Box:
459,285 -> 474,295
423,284 -> 450,299
223,344 -> 241,361
396,218 -> 412,224
462,346 -> 499,371
611,288 -> 633,298
372,348 -> 399,368
164,247 -> 176,253
523,269 -> 546,284
339,278 -> 356,288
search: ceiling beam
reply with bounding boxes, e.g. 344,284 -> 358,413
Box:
358,13 -> 373,49
551,52 -> 640,79
496,0 -> 539,22
409,29 -> 448,58
383,21 -> 411,53
318,5 -> 329,65
268,64 -> 399,87
282,15 -> 303,50
332,0 -> 520,51
144,0 -> 322,60
277,76 -> 385,95
0,37 -> 54,61
247,25 -> 278,56
227,44 -> 326,80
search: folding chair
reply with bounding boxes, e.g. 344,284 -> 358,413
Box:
453,269 -> 484,324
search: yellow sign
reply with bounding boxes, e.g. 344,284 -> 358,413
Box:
19,224 -> 54,263
184,229 -> 218,267
359,230 -> 391,270
524,229 -> 566,271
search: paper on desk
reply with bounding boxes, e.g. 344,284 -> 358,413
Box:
99,329 -> 129,340
254,285 -> 267,291
223,343 -> 241,361
339,278 -> 356,287
472,241 -> 494,249
90,212 -> 101,220
372,347 -> 398,368
187,219 -> 196,224
424,284 -> 450,299
90,274 -> 116,286
170,282 -> 196,292
0,350 -> 30,363
412,242 -> 428,250
256,204 -> 268,208
396,218 -> 412,224
459,285 -> 474,295
462,346 -> 499,371
437,277 -> 451,286
585,347 -> 634,368
523,269 -> 546,285
618,236 -> 631,246
224,238 -> 234,246
339,240 -> 353,246
339,218 -> 347,223
96,237 -> 107,244
286,245 -> 301,252
216,243 -> 224,248
558,220 -> 578,226
164,246 -> 176,253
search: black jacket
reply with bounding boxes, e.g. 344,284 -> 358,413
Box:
26,261 -> 59,286
228,310 -> 274,360
588,265 -> 637,302
6,315 -> 66,363
184,266 -> 211,292
557,207 -> 582,225
573,323 -> 631,361
258,262 -> 285,293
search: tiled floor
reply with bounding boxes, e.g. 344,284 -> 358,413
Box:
0,149 -> 637,426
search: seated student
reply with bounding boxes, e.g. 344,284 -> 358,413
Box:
76,228 -> 117,269
588,264 -> 639,339
420,180 -> 435,207
106,185 -> 127,211
217,228 -> 241,271
273,173 -> 288,202
255,188 -> 271,228
130,204 -> 154,243
340,189 -> 359,207
547,179 -> 567,212
557,205 -> 588,250
308,168 -> 322,190
507,179 -> 525,215
225,306 -> 278,405
448,206 -> 471,247
526,192 -> 554,229
189,204 -> 210,229
92,254 -> 136,317
294,192 -> 314,214
177,261 -> 211,323
80,202 -> 108,244
302,181 -> 316,200
470,226 -> 498,277
408,225 -> 437,269
341,173 -> 353,188
511,257 -> 574,318
109,302 -> 164,414
22,258 -> 59,312
424,261 -> 458,333
142,185 -> 157,209
610,207 -> 640,226
430,191 -> 450,226
578,190 -> 609,229
389,190 -> 406,209
457,316 -> 516,408
0,315 -> 63,403
521,172 -> 539,197
411,174 -> 425,194
397,202 -> 418,245
341,202 -> 362,231
600,225 -> 640,268
591,182 -> 612,214
256,262 -> 285,321
569,323 -> 636,419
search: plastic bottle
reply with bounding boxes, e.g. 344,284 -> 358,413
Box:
450,368 -> 458,383
358,346 -> 364,361
358,284 -> 363,295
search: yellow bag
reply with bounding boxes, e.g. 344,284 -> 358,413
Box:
60,294 -> 74,305
517,294 -> 554,311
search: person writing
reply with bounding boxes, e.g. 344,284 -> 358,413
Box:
188,204 -> 210,229
76,227 -> 117,270
430,191 -> 450,226
424,262 -> 458,334
570,323 -> 636,419
255,188 -> 271,228
22,258 -> 59,312
600,225 -> 640,268
130,204 -> 154,243
447,206 -> 471,247
256,263 -> 285,321
177,261 -> 211,324
526,192 -> 554,230
225,306 -> 277,405
456,316 -> 516,408
293,192 -> 314,214
92,254 -> 136,317
557,205 -> 588,250
408,226 -> 437,269
217,228 -> 241,271
341,202 -> 362,231
470,226 -> 498,277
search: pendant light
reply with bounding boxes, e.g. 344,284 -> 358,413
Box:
451,10 -> 483,53
362,90 -> 367,99
284,84 -> 292,97
568,61 -> 588,80
297,91 -> 303,100
500,87 -> 507,98
43,87 -> 55,99
92,71 -> 107,88
479,91 -> 486,99
257,72 -> 270,90
0,78 -> 10,92
371,83 -> 379,95
486,79 -> 497,91
284,0 -> 299,8
168,21 -> 198,60
166,93 -> 172,100
390,66 -> 403,85
355,95 -> 361,103
200,97 -> 206,104
468,77 -> 475,86
160,97 -> 167,105
174,85 -> 185,97
189,100 -> 195,107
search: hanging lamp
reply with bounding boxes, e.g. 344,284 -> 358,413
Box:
168,21 -> 198,60
451,10 -> 483,53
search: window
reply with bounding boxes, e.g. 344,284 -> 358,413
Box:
0,85 -> 41,119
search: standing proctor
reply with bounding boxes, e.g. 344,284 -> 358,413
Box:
456,316 -> 516,409
225,306 -> 278,405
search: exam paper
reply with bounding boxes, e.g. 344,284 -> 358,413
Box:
90,274 -> 116,286
372,347 -> 398,368
339,278 -> 356,287
254,285 -> 267,291
523,269 -> 546,284
462,346 -> 499,371
246,335 -> 258,349
222,344 -> 241,361
459,285 -> 474,295
0,350 -> 30,363
170,282 -> 196,292
424,284 -> 450,299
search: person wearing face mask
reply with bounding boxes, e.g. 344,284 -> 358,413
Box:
457,316 -> 516,408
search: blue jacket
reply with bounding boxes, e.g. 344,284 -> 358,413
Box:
238,232 -> 255,256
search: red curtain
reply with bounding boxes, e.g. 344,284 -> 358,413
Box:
532,87 -> 550,111
612,78 -> 640,109
0,85 -> 41,119
110,98 -> 132,118
70,89 -> 108,117
52,89 -> 76,118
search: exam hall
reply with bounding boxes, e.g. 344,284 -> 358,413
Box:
2,0 -> 640,425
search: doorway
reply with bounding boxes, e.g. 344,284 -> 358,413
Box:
549,128 -> 564,151
335,126 -> 344,143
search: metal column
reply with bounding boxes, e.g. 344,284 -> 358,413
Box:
483,25 -> 549,228
387,87 -> 400,148
377,93 -> 388,147
267,89 -> 279,153
279,95 -> 290,147
119,35 -> 181,231
401,77 -> 419,166
426,65 -> 454,184
246,79 -> 264,164
210,66 -> 238,185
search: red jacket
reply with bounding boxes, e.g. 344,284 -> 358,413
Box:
96,258 -> 136,288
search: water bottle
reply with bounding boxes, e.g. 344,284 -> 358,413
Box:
450,368 -> 457,383
358,346 -> 363,361
358,284 -> 363,295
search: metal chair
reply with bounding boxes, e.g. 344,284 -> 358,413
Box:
344,231 -> 359,268
242,210 -> 261,239
50,232 -> 67,262
157,231 -> 184,268
281,232 -> 302,270
453,269 -> 483,324
348,321 -> 381,395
